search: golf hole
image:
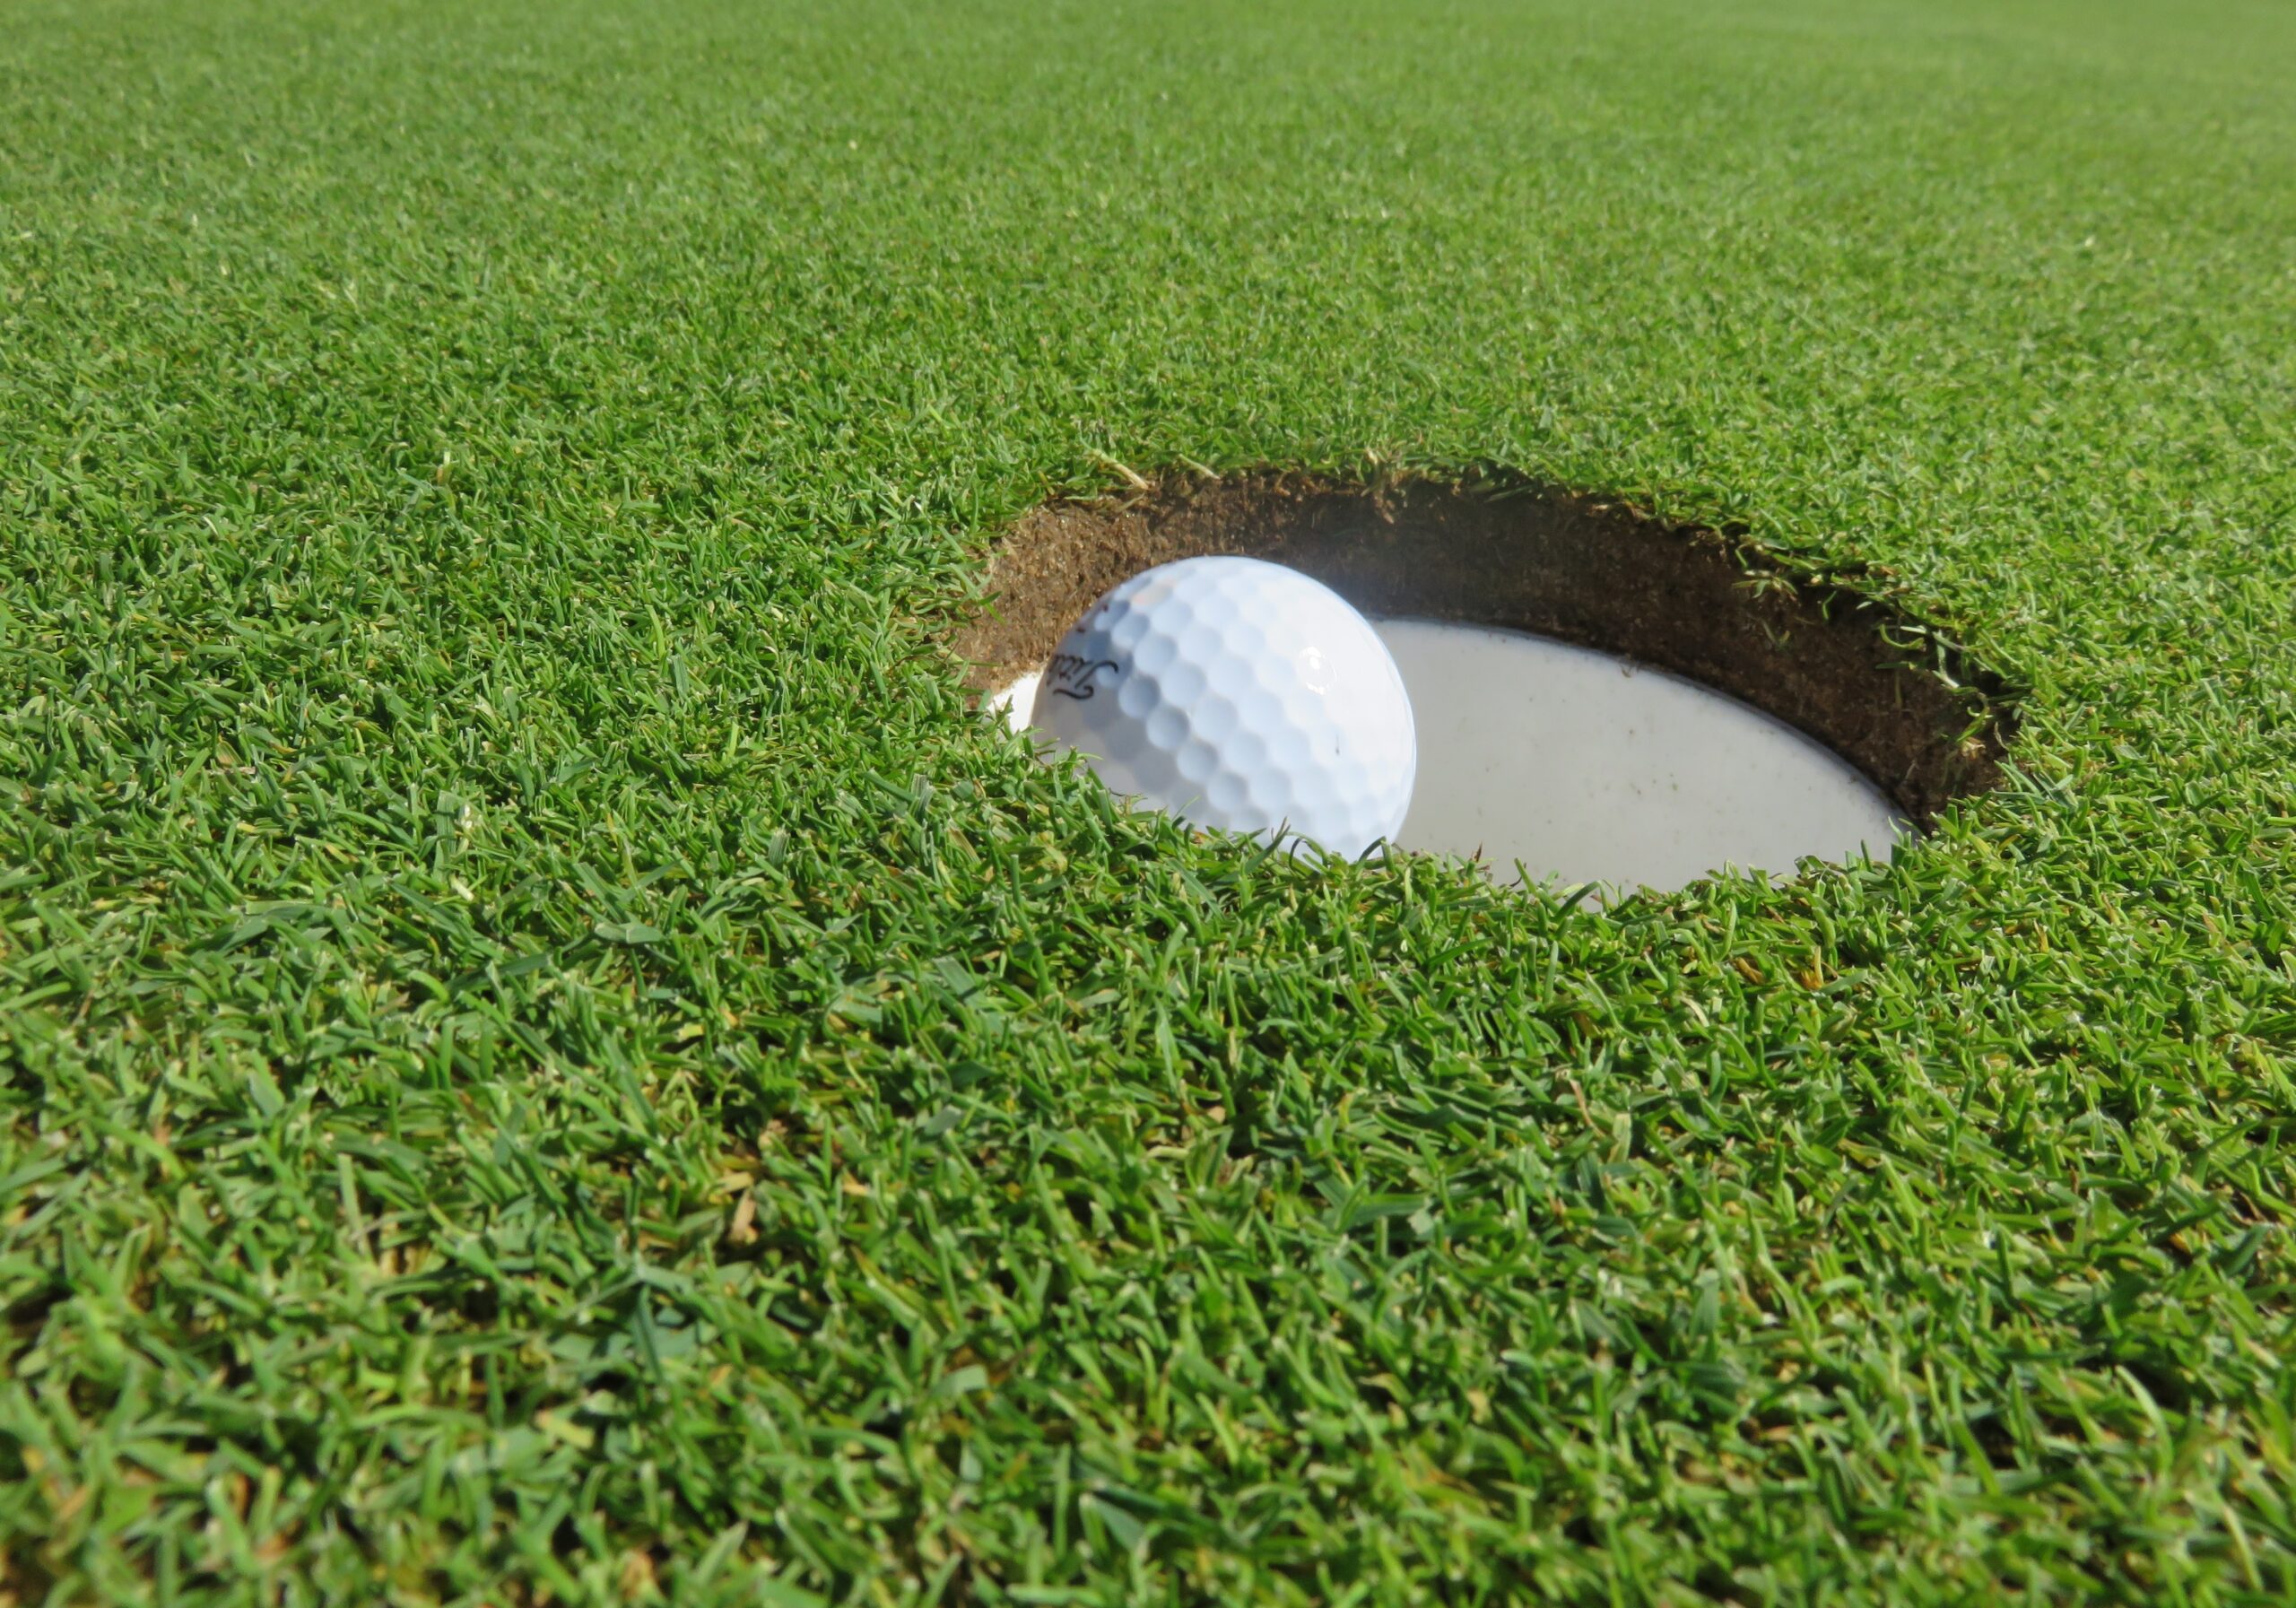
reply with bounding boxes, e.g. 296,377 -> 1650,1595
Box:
959,472 -> 2013,893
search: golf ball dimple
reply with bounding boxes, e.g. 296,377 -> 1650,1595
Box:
1029,556 -> 1416,859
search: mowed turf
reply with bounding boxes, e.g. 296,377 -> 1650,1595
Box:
4,0 -> 2294,1600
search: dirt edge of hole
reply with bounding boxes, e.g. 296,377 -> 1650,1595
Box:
953,468 -> 2017,827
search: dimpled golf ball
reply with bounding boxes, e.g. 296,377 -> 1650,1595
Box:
1030,556 -> 1416,859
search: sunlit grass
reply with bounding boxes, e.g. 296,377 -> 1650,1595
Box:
3,0 -> 2293,1600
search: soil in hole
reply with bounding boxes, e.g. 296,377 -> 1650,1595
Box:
954,470 -> 2014,825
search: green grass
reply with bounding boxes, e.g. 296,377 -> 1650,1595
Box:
3,0 -> 2294,1600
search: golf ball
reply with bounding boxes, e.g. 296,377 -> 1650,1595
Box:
1029,556 -> 1416,859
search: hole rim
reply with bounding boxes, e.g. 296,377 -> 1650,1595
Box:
955,466 -> 2019,830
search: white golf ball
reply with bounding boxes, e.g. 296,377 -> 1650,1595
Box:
1029,556 -> 1416,859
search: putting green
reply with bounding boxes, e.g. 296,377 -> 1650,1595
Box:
3,0 -> 2292,1601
